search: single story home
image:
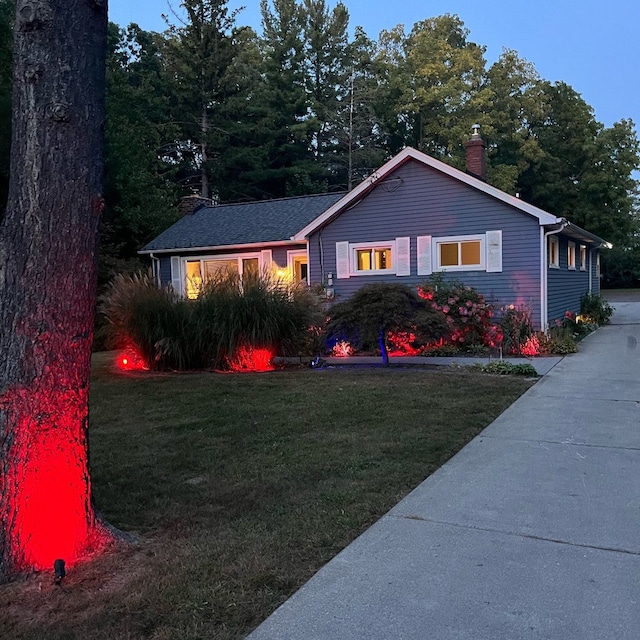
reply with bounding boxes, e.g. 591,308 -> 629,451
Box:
140,130 -> 611,330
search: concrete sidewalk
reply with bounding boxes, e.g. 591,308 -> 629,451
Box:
248,301 -> 640,640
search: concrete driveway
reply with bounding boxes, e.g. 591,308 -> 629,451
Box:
248,296 -> 640,640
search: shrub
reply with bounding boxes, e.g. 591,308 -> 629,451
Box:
499,305 -> 535,355
325,283 -> 447,364
538,325 -> 578,354
418,274 -> 494,350
580,292 -> 614,325
477,361 -> 538,377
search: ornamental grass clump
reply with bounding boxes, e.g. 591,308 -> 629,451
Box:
197,269 -> 321,369
99,273 -> 199,370
100,270 -> 321,371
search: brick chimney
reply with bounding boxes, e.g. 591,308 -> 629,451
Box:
464,124 -> 487,181
178,194 -> 215,216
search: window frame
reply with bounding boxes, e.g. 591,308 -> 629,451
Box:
579,245 -> 587,271
287,249 -> 309,285
183,252 -> 262,298
567,241 -> 576,270
432,234 -> 486,272
548,236 -> 560,269
350,240 -> 396,276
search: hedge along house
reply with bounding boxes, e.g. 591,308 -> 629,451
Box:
140,130 -> 611,330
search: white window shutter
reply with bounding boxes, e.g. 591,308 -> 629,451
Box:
395,237 -> 410,276
336,241 -> 350,279
486,230 -> 502,273
261,249 -> 273,272
170,256 -> 183,295
417,235 -> 432,275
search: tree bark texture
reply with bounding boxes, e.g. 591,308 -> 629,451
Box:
0,0 -> 111,581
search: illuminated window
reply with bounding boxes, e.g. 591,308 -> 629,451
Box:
580,245 -> 587,271
548,236 -> 559,268
434,235 -> 484,271
568,241 -> 576,270
288,250 -> 309,284
356,247 -> 392,271
203,259 -> 238,279
351,242 -> 394,274
185,260 -> 204,299
241,257 -> 259,280
183,254 -> 260,298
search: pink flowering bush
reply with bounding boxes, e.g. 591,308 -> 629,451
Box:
417,275 -> 495,351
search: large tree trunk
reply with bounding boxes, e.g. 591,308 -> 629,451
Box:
0,0 -> 112,581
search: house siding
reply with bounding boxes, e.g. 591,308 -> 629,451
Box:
547,236 -> 601,325
308,159 -> 544,327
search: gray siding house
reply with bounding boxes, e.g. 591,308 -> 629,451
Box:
140,144 -> 610,330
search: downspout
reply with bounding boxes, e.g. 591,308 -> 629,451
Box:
541,221 -> 568,332
150,252 -> 160,287
318,229 -> 325,285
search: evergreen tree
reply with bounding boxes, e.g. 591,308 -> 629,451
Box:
162,0 -> 241,199
102,23 -> 181,277
301,0 -> 351,188
250,0 -> 317,198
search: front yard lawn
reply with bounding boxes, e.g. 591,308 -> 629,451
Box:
0,354 -> 534,640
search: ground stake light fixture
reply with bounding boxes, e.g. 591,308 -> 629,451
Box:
54,558 -> 66,585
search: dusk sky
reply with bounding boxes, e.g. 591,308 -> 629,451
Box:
108,0 -> 639,132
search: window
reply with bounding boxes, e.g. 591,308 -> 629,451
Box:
567,241 -> 576,270
356,247 -> 392,271
580,245 -> 587,271
351,242 -> 394,274
433,235 -> 485,272
183,253 -> 262,299
548,236 -> 559,268
287,250 -> 309,284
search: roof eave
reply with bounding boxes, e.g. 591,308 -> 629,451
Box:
557,221 -> 613,249
138,239 -> 304,256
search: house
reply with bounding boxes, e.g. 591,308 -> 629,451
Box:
140,130 -> 611,330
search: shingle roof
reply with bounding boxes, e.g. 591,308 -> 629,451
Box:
140,192 -> 346,253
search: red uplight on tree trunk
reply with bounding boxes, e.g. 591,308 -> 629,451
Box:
2,388 -> 111,571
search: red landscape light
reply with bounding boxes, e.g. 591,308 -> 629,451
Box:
116,351 -> 148,372
228,346 -> 275,372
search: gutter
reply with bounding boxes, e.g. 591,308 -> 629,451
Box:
138,239 -> 304,256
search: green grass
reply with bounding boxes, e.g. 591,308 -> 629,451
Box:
0,353 -> 533,640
